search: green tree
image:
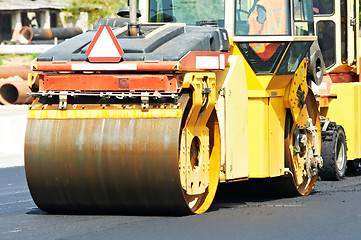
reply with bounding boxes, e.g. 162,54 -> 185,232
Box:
63,0 -> 128,26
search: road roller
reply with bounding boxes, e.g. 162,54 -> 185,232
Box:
311,0 -> 360,180
25,0 -> 323,214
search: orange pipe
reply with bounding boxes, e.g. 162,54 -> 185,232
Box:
0,66 -> 32,80
0,80 -> 33,104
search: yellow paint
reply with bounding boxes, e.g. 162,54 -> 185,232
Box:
28,108 -> 183,119
28,73 -> 39,90
247,97 -> 288,178
195,119 -> 221,214
283,60 -> 309,122
248,98 -> 269,177
247,89 -> 286,98
182,72 -> 216,132
243,59 -> 313,179
243,56 -> 294,178
268,97 -> 286,176
326,82 -> 361,160
216,55 -> 249,181
243,57 -> 263,90
180,72 -> 216,195
229,39 -> 242,56
214,52 -> 301,180
266,74 -> 293,90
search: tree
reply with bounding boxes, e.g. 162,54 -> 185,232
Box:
63,0 -> 128,27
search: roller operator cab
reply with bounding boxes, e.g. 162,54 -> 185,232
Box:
26,0 -> 322,215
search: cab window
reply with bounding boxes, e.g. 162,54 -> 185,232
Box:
235,0 -> 290,36
294,0 -> 314,35
149,0 -> 225,27
312,0 -> 334,15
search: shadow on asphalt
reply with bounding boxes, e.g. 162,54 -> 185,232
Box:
345,169 -> 361,178
209,176 -> 302,212
211,168 -> 361,212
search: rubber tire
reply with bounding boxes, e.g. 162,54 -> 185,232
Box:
307,49 -> 324,86
319,126 -> 347,180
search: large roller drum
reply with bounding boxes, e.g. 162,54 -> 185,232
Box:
25,94 -> 221,214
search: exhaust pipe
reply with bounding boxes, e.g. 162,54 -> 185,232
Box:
129,0 -> 138,36
0,80 -> 33,105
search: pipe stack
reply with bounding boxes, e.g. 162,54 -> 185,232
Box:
0,66 -> 33,105
19,27 -> 83,44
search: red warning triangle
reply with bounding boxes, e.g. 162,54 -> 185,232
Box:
86,26 -> 124,63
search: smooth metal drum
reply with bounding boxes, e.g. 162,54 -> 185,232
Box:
25,117 -> 186,213
25,104 -> 220,214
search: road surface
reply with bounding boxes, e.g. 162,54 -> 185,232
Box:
1,166 -> 361,240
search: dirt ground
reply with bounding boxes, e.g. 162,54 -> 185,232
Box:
0,54 -> 36,67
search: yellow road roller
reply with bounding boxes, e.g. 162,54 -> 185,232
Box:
311,0 -> 360,180
26,0 -> 323,214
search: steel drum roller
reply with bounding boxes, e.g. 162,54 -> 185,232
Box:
25,117 -> 185,213
25,104 -> 220,214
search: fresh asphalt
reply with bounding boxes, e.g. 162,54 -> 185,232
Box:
1,165 -> 361,240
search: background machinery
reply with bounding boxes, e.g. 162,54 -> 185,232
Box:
25,0 -> 324,214
312,0 -> 360,180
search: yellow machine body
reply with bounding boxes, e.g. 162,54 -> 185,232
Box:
25,0 -> 323,214
215,40 -> 317,181
215,53 -> 291,180
312,0 -> 361,171
322,83 -> 361,161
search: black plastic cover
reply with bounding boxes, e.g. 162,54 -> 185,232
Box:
37,24 -> 230,62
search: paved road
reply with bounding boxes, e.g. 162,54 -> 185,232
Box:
1,166 -> 361,240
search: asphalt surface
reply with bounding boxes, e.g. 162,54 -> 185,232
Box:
1,165 -> 361,240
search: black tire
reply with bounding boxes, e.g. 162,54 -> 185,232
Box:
319,125 -> 347,180
307,49 -> 324,86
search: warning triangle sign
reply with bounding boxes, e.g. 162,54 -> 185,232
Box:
86,26 -> 124,63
